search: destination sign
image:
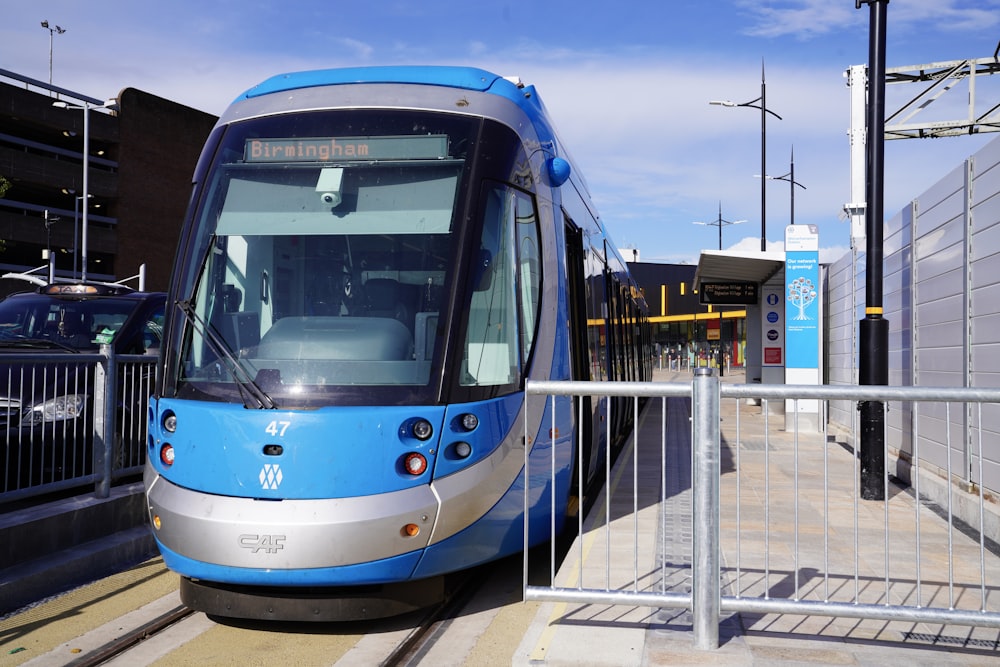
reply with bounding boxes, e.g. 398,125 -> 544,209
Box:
245,135 -> 449,163
699,281 -> 758,305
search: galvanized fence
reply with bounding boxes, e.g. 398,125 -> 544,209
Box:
1,347 -> 156,503
524,373 -> 1000,650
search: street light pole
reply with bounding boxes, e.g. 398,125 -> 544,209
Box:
82,103 -> 91,281
40,21 -> 66,87
53,98 -> 118,282
43,209 -> 60,283
710,61 -> 783,252
74,196 -> 80,278
758,147 -> 807,226
71,194 -> 92,279
692,202 -> 747,251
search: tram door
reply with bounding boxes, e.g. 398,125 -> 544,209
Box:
564,221 -> 597,493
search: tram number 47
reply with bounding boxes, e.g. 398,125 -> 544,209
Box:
265,420 -> 291,437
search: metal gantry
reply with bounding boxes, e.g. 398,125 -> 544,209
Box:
884,56 -> 1000,140
845,53 -> 1000,246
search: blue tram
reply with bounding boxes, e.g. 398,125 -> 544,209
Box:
144,66 -> 650,620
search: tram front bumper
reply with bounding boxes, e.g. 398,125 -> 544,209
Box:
144,465 -> 439,579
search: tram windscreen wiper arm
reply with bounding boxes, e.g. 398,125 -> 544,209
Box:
175,299 -> 276,409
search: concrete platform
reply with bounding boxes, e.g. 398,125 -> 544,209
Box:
514,367 -> 1000,665
0,481 -> 155,616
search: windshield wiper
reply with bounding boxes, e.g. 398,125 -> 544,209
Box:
175,299 -> 275,409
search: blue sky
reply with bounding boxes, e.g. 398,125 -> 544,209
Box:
6,1 -> 1000,264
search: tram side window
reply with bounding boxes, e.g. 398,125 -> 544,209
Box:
516,191 -> 541,366
462,185 -> 541,386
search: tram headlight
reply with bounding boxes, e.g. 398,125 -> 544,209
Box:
162,410 -> 177,433
459,413 -> 479,431
453,441 -> 472,459
411,419 -> 433,441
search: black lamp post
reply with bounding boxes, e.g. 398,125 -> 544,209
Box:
761,147 -> 807,226
710,61 -> 783,252
692,203 -> 747,251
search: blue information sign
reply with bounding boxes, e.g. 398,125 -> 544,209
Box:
784,226 -> 819,369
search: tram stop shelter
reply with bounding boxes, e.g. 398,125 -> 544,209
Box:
693,245 -> 824,432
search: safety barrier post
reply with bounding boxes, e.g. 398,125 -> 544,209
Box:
692,367 -> 720,649
93,344 -> 117,499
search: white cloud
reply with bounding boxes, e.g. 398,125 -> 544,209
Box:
336,38 -> 375,61
737,0 -> 1000,40
736,0 -> 862,39
890,0 -> 1000,32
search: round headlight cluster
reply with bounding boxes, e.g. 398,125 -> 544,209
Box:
451,413 -> 479,460
400,417 -> 434,477
150,410 -> 177,467
157,410 -> 177,467
399,412 -> 482,476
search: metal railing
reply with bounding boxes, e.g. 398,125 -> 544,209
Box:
524,373 -> 1000,650
1,347 -> 156,503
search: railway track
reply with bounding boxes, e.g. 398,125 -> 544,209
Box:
62,598 -> 460,667
2,529 -> 566,666
1,506 -> 583,667
64,605 -> 195,667
379,568 -> 489,667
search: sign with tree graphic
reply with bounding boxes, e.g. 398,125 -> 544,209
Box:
784,225 -> 819,370
788,276 -> 817,320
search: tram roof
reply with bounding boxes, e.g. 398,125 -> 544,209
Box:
238,66 -> 524,103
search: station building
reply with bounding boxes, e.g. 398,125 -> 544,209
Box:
626,259 -> 753,370
0,69 -> 215,296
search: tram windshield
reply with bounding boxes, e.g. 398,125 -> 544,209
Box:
173,111 -> 478,406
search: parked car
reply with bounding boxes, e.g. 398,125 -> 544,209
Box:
0,282 -> 166,491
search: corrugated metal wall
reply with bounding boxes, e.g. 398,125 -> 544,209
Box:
826,135 -> 1000,494
824,249 -> 860,429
